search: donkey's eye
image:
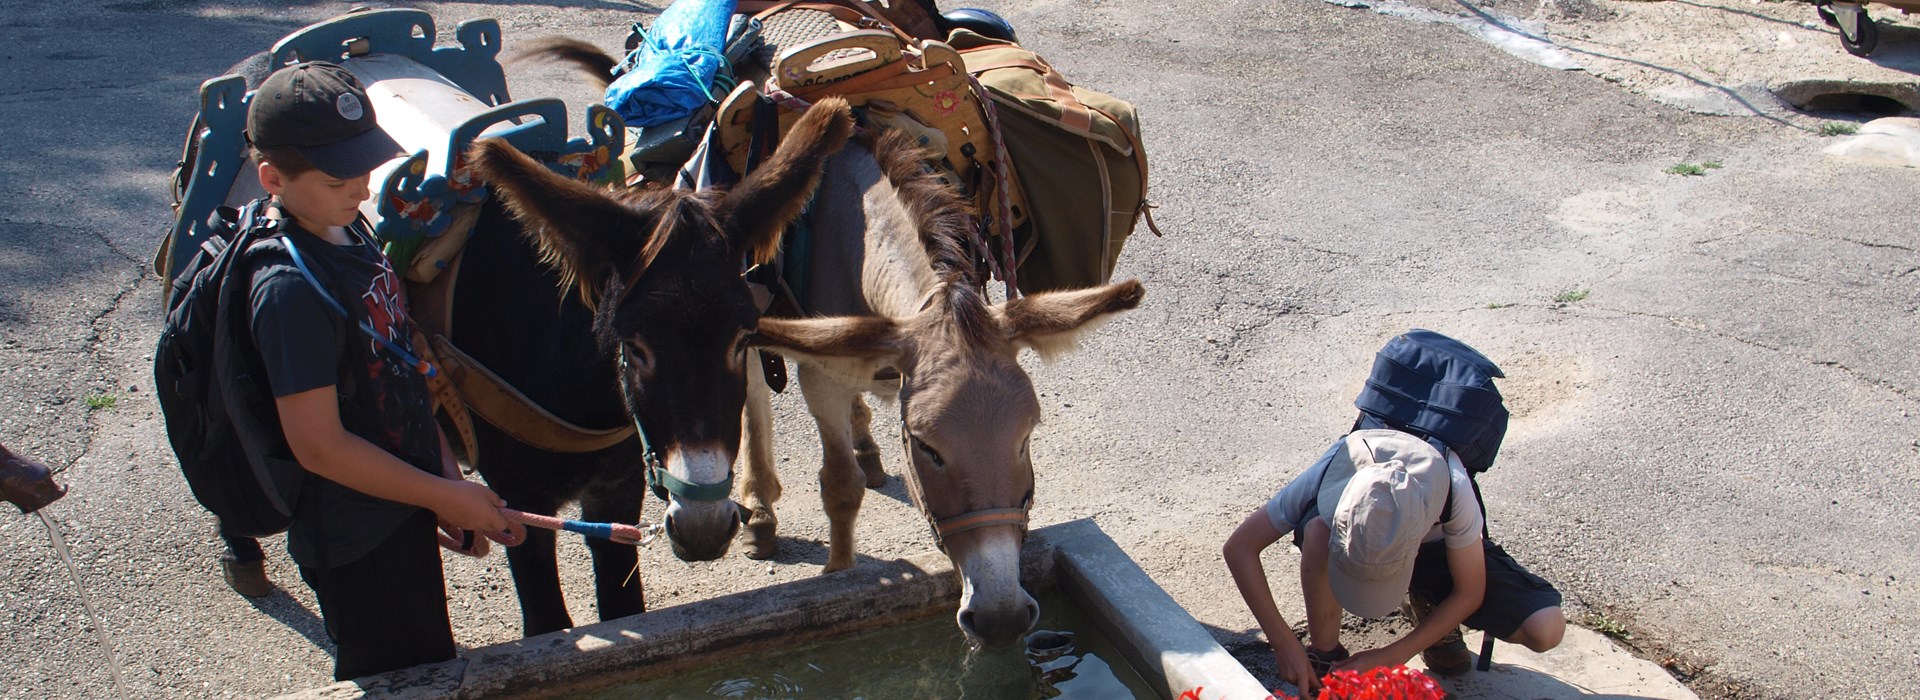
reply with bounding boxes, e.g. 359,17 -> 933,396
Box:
623,339 -> 655,374
910,435 -> 946,470
733,331 -> 752,356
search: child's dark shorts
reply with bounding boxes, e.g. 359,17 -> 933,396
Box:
1409,539 -> 1562,639
1292,512 -> 1561,640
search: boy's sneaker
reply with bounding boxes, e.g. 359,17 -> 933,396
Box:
1305,643 -> 1349,676
1405,595 -> 1472,675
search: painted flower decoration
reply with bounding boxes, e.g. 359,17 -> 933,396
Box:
449,163 -> 478,192
934,89 -> 960,114
390,194 -> 437,224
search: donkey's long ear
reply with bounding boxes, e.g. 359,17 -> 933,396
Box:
996,280 -> 1146,360
468,138 -> 650,305
714,97 -> 855,264
752,315 -> 904,366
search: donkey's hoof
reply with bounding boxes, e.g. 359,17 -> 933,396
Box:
745,536 -> 780,560
221,557 -> 273,598
743,513 -> 780,560
856,449 -> 888,489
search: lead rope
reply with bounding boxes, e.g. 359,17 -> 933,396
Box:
505,508 -> 661,547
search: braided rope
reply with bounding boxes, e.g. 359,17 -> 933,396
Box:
761,80 -> 819,113
968,73 -> 1020,299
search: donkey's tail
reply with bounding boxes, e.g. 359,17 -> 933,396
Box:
511,37 -> 619,89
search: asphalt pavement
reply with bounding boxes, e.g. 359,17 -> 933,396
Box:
2,0 -> 1915,698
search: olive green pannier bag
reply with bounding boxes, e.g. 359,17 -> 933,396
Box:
954,31 -> 1156,294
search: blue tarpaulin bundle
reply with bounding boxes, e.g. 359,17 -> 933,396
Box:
607,0 -> 737,127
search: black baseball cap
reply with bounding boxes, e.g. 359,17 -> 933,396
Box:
247,61 -> 404,179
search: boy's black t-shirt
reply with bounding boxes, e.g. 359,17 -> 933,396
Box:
244,212 -> 441,570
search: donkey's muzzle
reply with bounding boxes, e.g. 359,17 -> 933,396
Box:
663,499 -> 742,562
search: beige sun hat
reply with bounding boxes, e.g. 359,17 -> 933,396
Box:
1317,429 -> 1451,619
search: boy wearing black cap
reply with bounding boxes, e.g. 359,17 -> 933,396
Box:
241,61 -> 517,680
1222,430 -> 1566,694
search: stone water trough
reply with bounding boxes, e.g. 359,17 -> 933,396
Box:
276,518 -> 1268,699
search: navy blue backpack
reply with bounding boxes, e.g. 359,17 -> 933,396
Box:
1352,329 -> 1508,476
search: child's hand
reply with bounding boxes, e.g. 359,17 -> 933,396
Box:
1332,646 -> 1410,674
486,520 -> 528,547
437,520 -> 489,557
435,479 -> 511,534
1271,638 -> 1318,697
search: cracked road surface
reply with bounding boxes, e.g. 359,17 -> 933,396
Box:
2,0 -> 1915,698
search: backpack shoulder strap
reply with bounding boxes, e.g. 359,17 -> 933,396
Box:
1437,448 -> 1491,540
279,233 -> 436,378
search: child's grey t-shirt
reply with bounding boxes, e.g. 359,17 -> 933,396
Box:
1264,438 -> 1484,548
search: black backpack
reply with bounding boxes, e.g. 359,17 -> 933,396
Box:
154,200 -> 335,538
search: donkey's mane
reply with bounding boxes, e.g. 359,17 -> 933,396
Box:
619,186 -> 728,280
863,129 -> 998,345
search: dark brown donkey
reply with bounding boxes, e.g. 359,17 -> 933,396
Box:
449,97 -> 852,635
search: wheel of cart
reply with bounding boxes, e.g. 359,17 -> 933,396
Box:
1815,0 -> 1882,56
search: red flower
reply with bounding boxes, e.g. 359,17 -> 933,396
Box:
1181,665 -> 1438,700
1317,666 -> 1444,700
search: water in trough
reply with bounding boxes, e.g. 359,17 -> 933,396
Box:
581,590 -> 1156,699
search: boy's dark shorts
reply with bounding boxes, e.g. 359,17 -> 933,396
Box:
1293,515 -> 1561,639
1410,539 -> 1562,639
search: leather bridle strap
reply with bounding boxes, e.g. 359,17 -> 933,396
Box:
933,508 -> 1028,540
617,349 -> 736,504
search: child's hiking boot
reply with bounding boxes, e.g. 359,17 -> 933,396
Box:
1405,595 -> 1472,675
221,553 -> 273,598
218,529 -> 273,598
1305,643 -> 1349,676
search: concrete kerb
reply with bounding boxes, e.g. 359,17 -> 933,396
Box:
1043,518 -> 1277,700
273,518 -> 1265,700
